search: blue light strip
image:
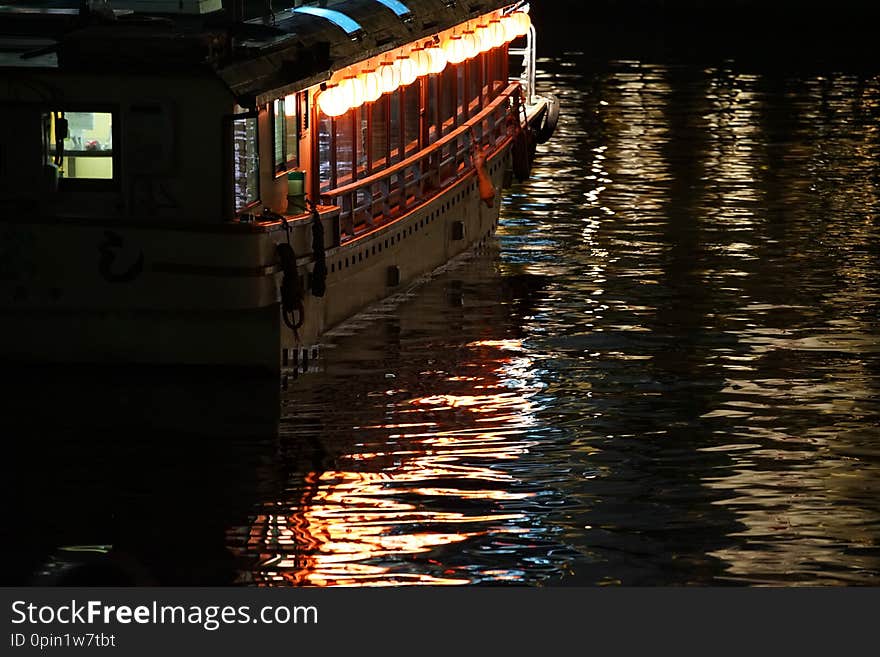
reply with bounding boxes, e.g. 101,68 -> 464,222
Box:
374,0 -> 411,18
293,6 -> 363,35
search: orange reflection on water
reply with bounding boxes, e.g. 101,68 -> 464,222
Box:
246,338 -> 543,586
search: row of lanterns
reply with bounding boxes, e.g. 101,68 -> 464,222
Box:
317,10 -> 531,117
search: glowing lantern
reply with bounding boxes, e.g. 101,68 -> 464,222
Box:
474,24 -> 491,53
442,34 -> 467,64
500,14 -> 517,41
424,43 -> 447,74
378,61 -> 400,95
397,53 -> 417,85
338,75 -> 364,109
317,85 -> 348,117
360,68 -> 381,102
412,47 -> 431,77
284,94 -> 296,117
488,19 -> 505,48
512,11 -> 530,37
461,30 -> 478,59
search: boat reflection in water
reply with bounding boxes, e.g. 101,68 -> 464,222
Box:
233,257 -> 579,586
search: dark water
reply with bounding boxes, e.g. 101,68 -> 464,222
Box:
5,51 -> 880,586
229,54 -> 880,586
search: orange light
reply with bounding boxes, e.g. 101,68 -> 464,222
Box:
283,94 -> 296,117
317,85 -> 348,117
378,61 -> 400,95
338,75 -> 364,109
424,43 -> 447,75
442,34 -> 467,64
474,23 -> 491,54
397,53 -> 417,85
412,47 -> 431,77
513,11 -> 530,37
500,14 -> 517,41
461,30 -> 478,59
360,68 -> 381,103
488,19 -> 505,48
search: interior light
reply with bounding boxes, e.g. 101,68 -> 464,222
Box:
283,94 -> 296,117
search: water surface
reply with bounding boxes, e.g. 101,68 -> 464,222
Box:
232,54 -> 880,586
5,51 -> 879,587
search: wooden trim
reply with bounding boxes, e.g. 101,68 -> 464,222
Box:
322,83 -> 517,200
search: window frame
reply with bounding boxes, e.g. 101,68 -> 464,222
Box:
272,94 -> 300,177
44,104 -> 120,191
231,108 -> 261,213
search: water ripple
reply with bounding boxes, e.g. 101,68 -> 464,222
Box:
233,56 -> 880,586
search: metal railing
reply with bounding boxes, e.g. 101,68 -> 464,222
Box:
320,83 -> 520,242
509,24 -> 537,106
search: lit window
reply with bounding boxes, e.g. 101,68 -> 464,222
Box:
273,95 -> 299,172
232,111 -> 259,211
45,111 -> 113,180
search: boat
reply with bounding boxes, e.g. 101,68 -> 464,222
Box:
0,0 -> 559,372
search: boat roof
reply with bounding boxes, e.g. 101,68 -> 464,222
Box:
0,0 -> 520,105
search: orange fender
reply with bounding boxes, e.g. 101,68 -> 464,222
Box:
474,145 -> 496,208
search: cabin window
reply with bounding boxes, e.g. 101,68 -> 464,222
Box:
318,113 -> 333,192
389,89 -> 401,165
370,98 -> 389,172
232,112 -> 259,210
403,84 -> 420,157
334,112 -> 355,187
272,95 -> 299,173
457,64 -> 466,118
426,75 -> 439,144
468,56 -> 483,113
439,65 -> 457,135
44,110 -> 114,181
355,105 -> 368,176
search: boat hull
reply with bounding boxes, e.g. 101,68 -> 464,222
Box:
1,146 -> 512,372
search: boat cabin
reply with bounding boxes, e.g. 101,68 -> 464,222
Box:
0,0 -> 536,238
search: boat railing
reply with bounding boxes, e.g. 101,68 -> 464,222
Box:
509,24 -> 537,106
320,83 -> 520,243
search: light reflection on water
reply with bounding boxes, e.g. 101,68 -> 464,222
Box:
231,56 -> 880,586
